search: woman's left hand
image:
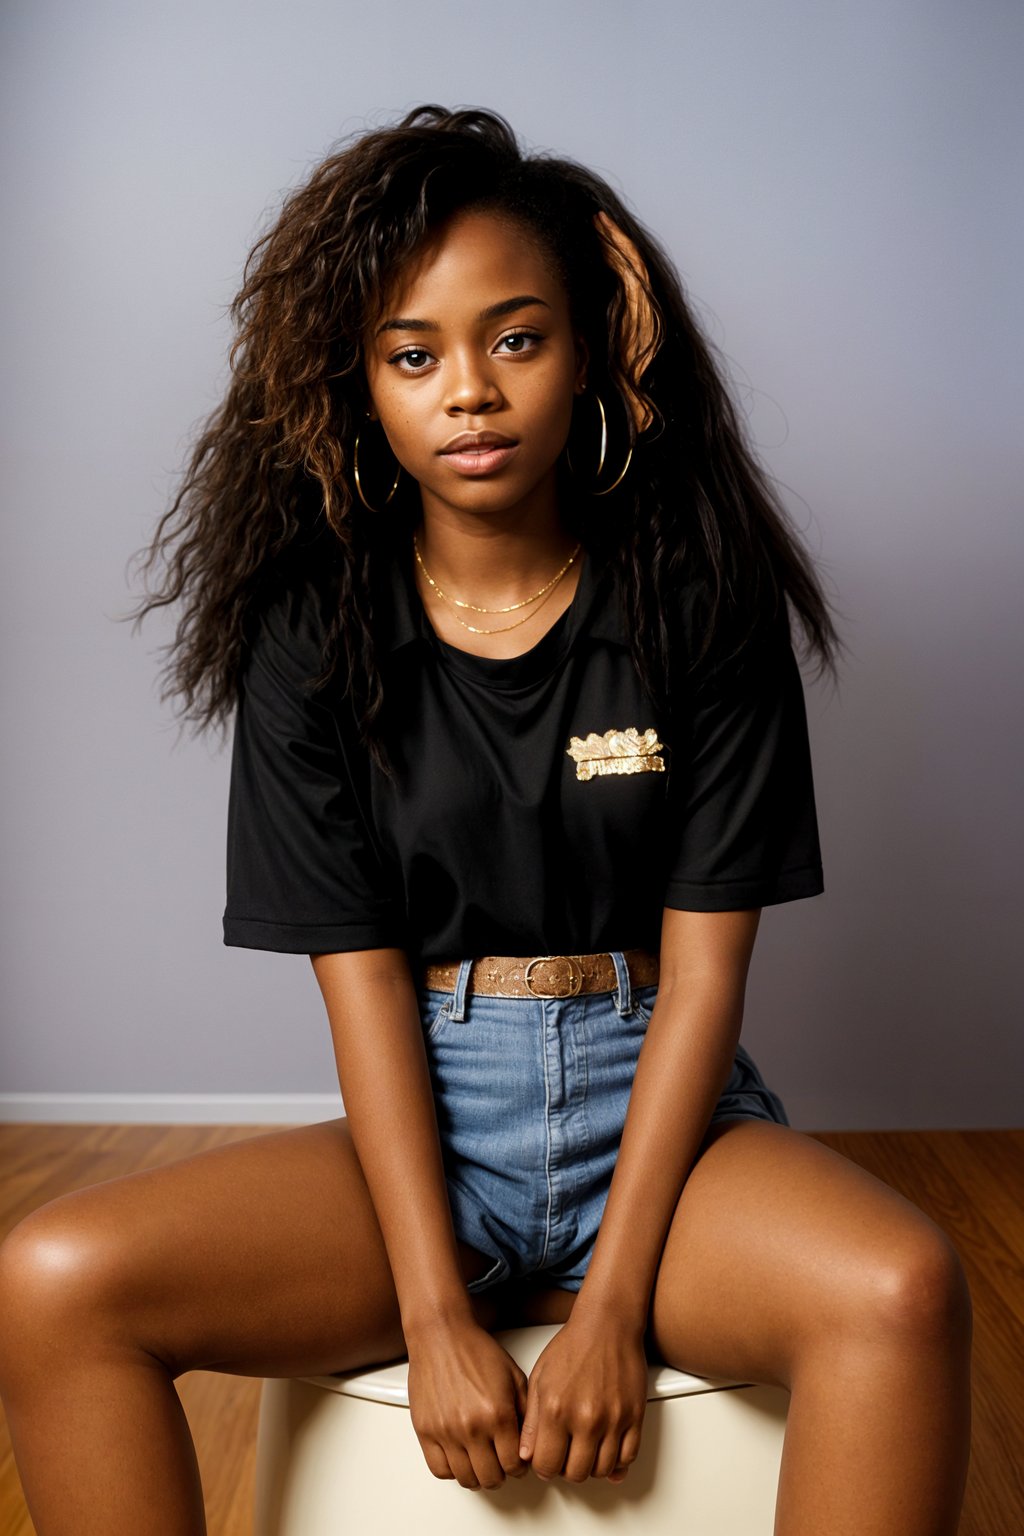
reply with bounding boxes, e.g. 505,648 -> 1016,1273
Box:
518,1310 -> 649,1483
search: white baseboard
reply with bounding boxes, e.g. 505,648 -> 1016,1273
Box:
0,1094 -> 344,1125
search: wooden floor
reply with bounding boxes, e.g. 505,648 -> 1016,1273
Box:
0,1123 -> 1021,1534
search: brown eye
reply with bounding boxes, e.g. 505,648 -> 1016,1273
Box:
498,330 -> 541,355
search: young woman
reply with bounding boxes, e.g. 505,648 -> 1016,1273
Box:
0,106 -> 971,1532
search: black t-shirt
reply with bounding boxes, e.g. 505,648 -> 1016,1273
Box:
222,538 -> 824,965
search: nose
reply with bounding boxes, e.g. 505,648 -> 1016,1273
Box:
443,349 -> 502,415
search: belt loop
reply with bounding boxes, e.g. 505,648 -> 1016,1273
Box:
450,958 -> 473,1022
609,951 -> 632,1016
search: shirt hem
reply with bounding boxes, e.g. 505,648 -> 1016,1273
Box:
663,866 -> 824,911
222,915 -> 405,955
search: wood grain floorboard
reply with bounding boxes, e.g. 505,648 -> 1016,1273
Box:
0,1124 -> 1020,1534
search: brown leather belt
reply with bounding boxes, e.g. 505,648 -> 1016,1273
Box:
420,949 -> 659,1001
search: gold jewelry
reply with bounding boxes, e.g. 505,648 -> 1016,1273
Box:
411,540 -> 580,635
411,537 -> 580,614
435,580 -> 562,635
567,390 -> 633,495
352,428 -> 401,512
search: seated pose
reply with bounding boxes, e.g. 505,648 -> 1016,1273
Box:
0,107 -> 971,1533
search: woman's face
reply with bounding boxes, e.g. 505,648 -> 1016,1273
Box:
362,209 -> 586,523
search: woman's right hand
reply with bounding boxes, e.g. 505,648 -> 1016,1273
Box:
406,1316 -> 530,1488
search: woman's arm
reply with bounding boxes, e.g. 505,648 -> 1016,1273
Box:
310,947 -> 529,1488
518,907 -> 761,1483
576,907 -> 761,1319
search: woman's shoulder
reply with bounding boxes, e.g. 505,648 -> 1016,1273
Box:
250,569 -> 330,638
240,560 -> 344,701
614,543 -> 794,709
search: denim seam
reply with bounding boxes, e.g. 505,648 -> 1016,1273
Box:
539,1004 -> 554,1270
451,957 -> 472,1022
569,1006 -> 590,1257
426,1000 -> 451,1039
610,949 -> 632,1016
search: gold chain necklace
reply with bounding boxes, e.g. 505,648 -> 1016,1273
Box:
413,533 -> 582,614
435,579 -> 562,635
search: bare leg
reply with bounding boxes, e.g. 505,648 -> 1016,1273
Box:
647,1118 -> 972,1535
0,1118 -> 499,1536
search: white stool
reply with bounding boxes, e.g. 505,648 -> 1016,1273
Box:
254,1324 -> 788,1533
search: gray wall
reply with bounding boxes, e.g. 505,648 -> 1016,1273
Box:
2,0 -> 1021,1129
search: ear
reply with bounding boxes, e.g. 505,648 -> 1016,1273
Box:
594,211 -> 662,432
573,333 -> 590,394
360,362 -> 379,422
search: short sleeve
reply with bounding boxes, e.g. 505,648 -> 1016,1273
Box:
663,622 -> 824,911
222,582 -> 406,954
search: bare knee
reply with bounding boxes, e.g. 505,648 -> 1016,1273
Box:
0,1196 -> 126,1379
841,1222 -> 972,1352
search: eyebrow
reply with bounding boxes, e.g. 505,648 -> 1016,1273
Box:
375,294 -> 551,336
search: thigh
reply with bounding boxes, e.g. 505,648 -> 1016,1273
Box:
647,1118 -> 962,1389
0,1119 -> 498,1379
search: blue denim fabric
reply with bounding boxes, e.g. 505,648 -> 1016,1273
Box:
417,951 -> 790,1295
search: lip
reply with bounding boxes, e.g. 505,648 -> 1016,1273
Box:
438,430 -> 519,477
440,430 -> 517,453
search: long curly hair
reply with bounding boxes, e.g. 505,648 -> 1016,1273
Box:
127,104 -> 841,771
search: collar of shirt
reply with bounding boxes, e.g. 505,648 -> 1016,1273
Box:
377,535 -> 631,658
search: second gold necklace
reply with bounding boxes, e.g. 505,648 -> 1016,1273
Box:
413,535 -> 582,635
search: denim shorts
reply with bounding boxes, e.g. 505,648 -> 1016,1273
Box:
417,950 -> 789,1296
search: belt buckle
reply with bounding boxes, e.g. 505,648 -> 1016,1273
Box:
524,955 -> 584,999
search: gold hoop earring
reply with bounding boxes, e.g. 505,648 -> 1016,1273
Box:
566,390 -> 633,496
352,428 -> 402,512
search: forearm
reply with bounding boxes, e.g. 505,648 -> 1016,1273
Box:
574,909 -> 761,1330
514,966 -> 746,1487
310,948 -> 474,1339
575,982 -> 741,1327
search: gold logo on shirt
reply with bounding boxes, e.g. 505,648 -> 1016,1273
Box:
566,727 -> 666,782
